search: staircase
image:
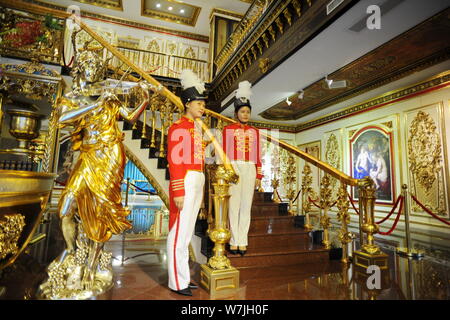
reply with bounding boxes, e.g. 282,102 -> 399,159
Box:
198,191 -> 330,269
120,119 -> 170,205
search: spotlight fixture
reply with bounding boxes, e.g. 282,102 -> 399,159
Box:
298,90 -> 304,100
168,6 -> 173,10
286,97 -> 292,106
325,75 -> 347,89
180,9 -> 185,13
156,3 -> 161,8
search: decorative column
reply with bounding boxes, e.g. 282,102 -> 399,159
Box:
200,164 -> 240,297
353,177 -> 388,270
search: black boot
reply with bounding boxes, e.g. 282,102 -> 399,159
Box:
171,287 -> 193,296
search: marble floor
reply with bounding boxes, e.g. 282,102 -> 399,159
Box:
2,236 -> 448,300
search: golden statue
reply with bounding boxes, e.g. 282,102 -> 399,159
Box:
39,48 -> 150,299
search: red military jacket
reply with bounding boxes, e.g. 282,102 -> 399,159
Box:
167,116 -> 205,229
222,122 -> 263,179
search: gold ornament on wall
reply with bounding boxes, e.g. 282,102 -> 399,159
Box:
325,133 -> 341,197
408,111 -> 442,191
258,58 -> 270,74
408,110 -> 446,215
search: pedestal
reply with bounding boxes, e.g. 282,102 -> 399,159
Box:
200,264 -> 239,298
353,250 -> 388,270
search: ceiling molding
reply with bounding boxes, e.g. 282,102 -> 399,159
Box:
248,71 -> 450,133
18,0 -> 209,42
209,8 -> 244,22
259,7 -> 450,121
73,0 -> 123,11
141,0 -> 201,27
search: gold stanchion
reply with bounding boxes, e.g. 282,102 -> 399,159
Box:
396,184 -> 424,259
200,165 -> 240,298
271,177 -> 281,203
353,177 -> 388,270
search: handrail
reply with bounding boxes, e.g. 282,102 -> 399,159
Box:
204,109 -> 358,186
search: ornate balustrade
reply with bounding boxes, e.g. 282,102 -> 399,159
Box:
114,45 -> 209,83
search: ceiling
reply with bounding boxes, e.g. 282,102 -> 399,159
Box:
219,0 -> 450,125
41,0 -> 250,36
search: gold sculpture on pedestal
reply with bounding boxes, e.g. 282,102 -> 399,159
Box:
38,46 -> 150,299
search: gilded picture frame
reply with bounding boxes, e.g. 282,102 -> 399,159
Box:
350,125 -> 396,205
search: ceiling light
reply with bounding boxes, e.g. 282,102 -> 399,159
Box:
156,3 -> 161,8
286,97 -> 292,106
298,90 -> 304,99
180,9 -> 185,14
325,75 -> 347,89
168,6 -> 173,10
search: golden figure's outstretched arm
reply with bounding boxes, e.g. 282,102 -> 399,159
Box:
59,98 -> 102,125
119,82 -> 150,123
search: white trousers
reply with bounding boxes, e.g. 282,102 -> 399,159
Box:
167,171 -> 205,291
229,161 -> 256,247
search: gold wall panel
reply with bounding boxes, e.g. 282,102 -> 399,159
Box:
405,103 -> 448,218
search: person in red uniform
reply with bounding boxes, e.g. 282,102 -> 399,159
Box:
167,70 -> 207,296
223,81 -> 263,256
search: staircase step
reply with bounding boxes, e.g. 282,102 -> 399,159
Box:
251,202 -> 287,217
253,192 -> 273,203
122,121 -> 133,131
148,147 -> 159,158
165,168 -> 170,180
249,215 -> 296,233
131,128 -> 142,140
248,231 -> 310,248
157,157 -> 168,169
228,244 -> 329,268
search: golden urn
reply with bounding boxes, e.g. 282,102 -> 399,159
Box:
7,108 -> 45,150
0,170 -> 56,270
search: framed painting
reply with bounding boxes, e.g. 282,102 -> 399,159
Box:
350,125 -> 395,204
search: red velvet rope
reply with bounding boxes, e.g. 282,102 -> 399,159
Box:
292,189 -> 302,203
276,189 -> 283,202
376,195 -> 402,225
379,196 -> 404,235
347,193 -> 360,215
411,194 -> 450,226
308,196 -> 337,210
